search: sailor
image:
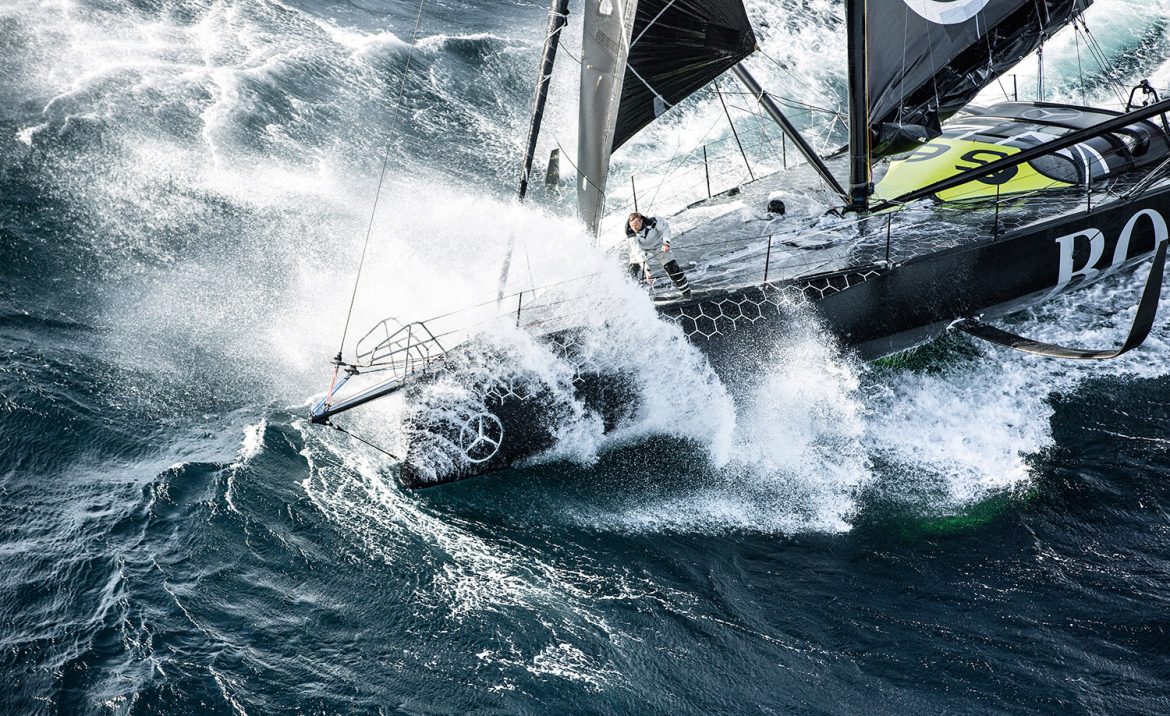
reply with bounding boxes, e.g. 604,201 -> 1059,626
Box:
625,212 -> 691,298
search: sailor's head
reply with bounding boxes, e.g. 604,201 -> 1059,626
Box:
627,212 -> 645,232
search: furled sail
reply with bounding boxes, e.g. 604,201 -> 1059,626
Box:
867,0 -> 1092,156
578,0 -> 756,233
578,0 -> 637,235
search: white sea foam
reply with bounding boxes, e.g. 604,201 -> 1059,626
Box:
296,416 -> 643,688
236,419 -> 267,463
575,305 -> 871,535
860,259 -> 1170,510
304,18 -> 409,55
15,0 -> 1170,538
526,642 -> 616,690
863,365 -> 1056,505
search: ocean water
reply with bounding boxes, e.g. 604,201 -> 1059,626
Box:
3,0 -> 1170,713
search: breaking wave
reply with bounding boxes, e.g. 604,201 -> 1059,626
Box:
8,0 -> 1170,539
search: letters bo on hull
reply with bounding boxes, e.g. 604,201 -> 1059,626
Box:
1050,208 -> 1170,300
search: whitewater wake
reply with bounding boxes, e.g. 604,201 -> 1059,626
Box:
7,0 -> 1170,539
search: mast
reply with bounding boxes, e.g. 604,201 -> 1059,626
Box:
845,0 -> 870,211
518,0 -> 570,201
731,64 -> 847,202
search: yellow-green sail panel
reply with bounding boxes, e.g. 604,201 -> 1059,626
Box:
875,138 -> 1075,203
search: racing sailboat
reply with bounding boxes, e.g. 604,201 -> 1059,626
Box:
312,0 -> 1170,487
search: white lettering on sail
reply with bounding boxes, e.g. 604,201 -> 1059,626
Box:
1048,208 -> 1170,300
903,0 -> 991,25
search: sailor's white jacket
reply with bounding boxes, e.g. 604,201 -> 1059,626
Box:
625,216 -> 672,266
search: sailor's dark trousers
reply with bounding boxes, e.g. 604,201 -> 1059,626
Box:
629,260 -> 689,292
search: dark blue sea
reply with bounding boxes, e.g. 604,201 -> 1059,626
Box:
3,0 -> 1170,713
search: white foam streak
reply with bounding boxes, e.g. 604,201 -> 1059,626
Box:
301,18 -> 408,55
865,369 -> 1055,504
237,419 -> 267,463
296,419 -> 638,686
16,0 -> 1170,537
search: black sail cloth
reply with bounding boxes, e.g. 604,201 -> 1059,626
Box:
613,0 -> 756,151
577,0 -> 755,233
866,0 -> 1092,155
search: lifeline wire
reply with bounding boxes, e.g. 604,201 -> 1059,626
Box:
336,0 -> 428,360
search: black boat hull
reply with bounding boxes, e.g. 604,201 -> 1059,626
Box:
400,186 -> 1170,488
665,185 -> 1170,359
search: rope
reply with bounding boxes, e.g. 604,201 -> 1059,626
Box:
753,48 -> 841,117
1077,17 -> 1127,108
335,0 -> 428,360
1074,26 -> 1086,106
328,422 -> 402,462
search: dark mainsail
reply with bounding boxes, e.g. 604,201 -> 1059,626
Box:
578,0 -> 755,233
613,0 -> 756,151
866,0 -> 1092,156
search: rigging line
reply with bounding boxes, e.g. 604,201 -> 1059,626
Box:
739,97 -> 779,156
1078,18 -> 1127,107
812,112 -> 842,157
752,47 -> 839,114
335,0 -> 428,360
556,40 -> 582,65
995,75 -> 1012,103
551,137 -> 605,200
714,80 -> 754,181
1074,25 -> 1086,107
1068,17 -> 1114,103
720,89 -> 841,116
1029,0 -> 1048,88
983,9 -> 1010,103
770,97 -> 841,116
922,4 -> 940,118
643,114 -> 726,209
730,95 -> 842,117
328,422 -> 402,462
560,112 -> 721,224
625,111 -> 728,182
523,239 -> 537,296
1037,44 -> 1044,102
